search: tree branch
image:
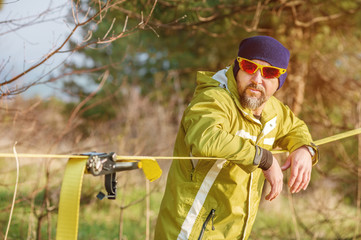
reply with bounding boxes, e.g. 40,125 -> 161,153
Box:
0,0 -> 113,89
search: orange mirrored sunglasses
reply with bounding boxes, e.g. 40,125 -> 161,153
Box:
237,57 -> 286,79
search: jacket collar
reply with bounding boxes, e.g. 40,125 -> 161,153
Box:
213,65 -> 277,125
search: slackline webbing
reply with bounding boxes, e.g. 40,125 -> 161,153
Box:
56,158 -> 86,240
1,128 -> 361,160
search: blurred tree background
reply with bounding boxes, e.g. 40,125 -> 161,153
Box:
1,0 -> 361,239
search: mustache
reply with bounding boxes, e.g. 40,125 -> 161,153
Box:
246,84 -> 265,94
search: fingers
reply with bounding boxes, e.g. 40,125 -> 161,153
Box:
265,180 -> 283,201
288,163 -> 299,189
286,146 -> 313,194
281,158 -> 291,171
263,159 -> 284,201
265,146 -> 313,199
302,171 -> 311,190
289,164 -> 311,193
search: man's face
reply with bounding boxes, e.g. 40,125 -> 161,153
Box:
236,59 -> 279,112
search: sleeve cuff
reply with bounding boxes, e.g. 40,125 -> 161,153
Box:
254,146 -> 273,170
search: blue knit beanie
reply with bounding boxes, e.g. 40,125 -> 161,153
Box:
233,36 -> 290,89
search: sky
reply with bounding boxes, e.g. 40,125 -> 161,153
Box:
0,0 -> 75,99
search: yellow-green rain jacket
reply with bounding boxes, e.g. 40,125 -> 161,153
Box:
155,66 -> 318,240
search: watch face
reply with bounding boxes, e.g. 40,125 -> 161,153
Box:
306,146 -> 315,157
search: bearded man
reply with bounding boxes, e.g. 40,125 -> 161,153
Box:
155,36 -> 319,240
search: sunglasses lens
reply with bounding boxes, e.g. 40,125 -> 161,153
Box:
262,67 -> 281,78
240,59 -> 257,74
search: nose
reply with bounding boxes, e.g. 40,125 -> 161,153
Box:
250,69 -> 263,85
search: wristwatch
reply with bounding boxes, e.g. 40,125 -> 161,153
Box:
306,145 -> 315,158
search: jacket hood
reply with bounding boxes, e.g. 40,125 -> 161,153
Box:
194,65 -> 278,124
195,65 -> 257,117
195,66 -> 238,99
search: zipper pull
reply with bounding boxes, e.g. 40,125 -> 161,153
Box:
211,209 -> 215,230
197,209 -> 216,240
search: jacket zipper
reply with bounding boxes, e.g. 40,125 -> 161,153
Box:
197,209 -> 215,240
256,122 -> 265,145
241,172 -> 253,240
190,157 -> 196,181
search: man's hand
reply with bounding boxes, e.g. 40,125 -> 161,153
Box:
281,146 -> 313,193
262,156 -> 283,201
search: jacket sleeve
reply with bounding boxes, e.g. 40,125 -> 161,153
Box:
182,89 -> 260,173
274,104 -> 319,165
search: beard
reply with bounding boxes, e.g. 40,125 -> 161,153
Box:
239,84 -> 266,110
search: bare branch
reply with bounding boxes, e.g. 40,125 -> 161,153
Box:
47,65 -> 110,83
286,1 -> 361,28
70,0 -> 78,25
77,83 -> 122,116
197,12 -> 219,22
242,0 -> 264,32
294,12 -> 344,28
102,18 -> 116,39
4,142 -> 20,240
0,0 -> 113,90
65,69 -> 109,132
144,0 -> 158,27
0,4 -> 66,36
97,15 -> 129,44
112,3 -> 257,31
82,30 -> 93,42
81,6 -> 92,23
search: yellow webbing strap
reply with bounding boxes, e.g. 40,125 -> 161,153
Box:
55,157 -> 162,240
313,128 -> 361,146
1,128 -> 360,160
138,158 -> 163,182
271,128 -> 361,154
56,158 -> 87,240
